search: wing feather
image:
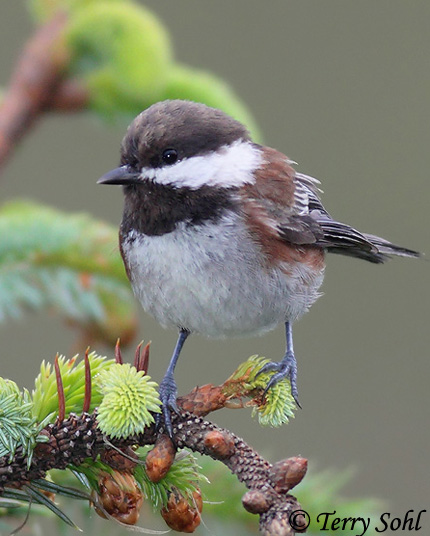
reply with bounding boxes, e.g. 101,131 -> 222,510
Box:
243,146 -> 419,263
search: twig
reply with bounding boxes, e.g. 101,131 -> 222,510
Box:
178,383 -> 229,416
0,11 -> 89,172
49,78 -> 89,112
1,411 -> 306,535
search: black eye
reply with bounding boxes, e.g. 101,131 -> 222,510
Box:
162,149 -> 178,165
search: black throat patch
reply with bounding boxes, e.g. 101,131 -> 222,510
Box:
120,181 -> 238,238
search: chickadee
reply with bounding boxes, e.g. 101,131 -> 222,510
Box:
98,99 -> 419,435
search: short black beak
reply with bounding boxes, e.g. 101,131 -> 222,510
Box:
97,165 -> 141,185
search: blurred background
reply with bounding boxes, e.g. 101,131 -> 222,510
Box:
1,0 -> 429,530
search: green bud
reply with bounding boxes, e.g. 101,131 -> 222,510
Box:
32,353 -> 113,422
229,355 -> 296,427
65,2 -> 172,116
97,364 -> 161,439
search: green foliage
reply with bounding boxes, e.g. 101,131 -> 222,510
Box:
0,378 -> 48,467
227,355 -> 296,427
0,200 -> 136,345
65,1 -> 172,111
32,350 -> 160,438
28,0 -> 261,137
96,363 -> 161,438
68,457 -> 114,493
32,352 -> 114,422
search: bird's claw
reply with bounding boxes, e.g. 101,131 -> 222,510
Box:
256,352 -> 301,408
155,373 -> 180,438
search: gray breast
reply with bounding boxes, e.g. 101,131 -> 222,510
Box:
121,214 -> 324,337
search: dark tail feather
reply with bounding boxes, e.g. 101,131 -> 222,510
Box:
317,219 -> 421,264
326,232 -> 421,264
361,233 -> 421,263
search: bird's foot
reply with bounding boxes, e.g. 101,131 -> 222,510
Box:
256,352 -> 301,408
155,372 -> 180,439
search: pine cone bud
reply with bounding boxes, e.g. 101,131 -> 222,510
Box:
269,456 -> 307,492
161,488 -> 202,533
145,434 -> 176,482
203,430 -> 235,459
242,489 -> 271,514
93,470 -> 144,525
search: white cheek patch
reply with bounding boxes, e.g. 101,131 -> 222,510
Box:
139,140 -> 262,189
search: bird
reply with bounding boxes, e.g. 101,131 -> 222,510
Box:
98,99 -> 420,435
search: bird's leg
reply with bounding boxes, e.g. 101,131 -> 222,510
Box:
156,329 -> 190,437
256,321 -> 301,407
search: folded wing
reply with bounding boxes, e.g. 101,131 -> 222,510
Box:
244,147 -> 420,264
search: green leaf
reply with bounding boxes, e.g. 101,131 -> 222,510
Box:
32,478 -> 93,501
0,200 -> 136,345
0,378 -> 44,467
25,485 -> 81,529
